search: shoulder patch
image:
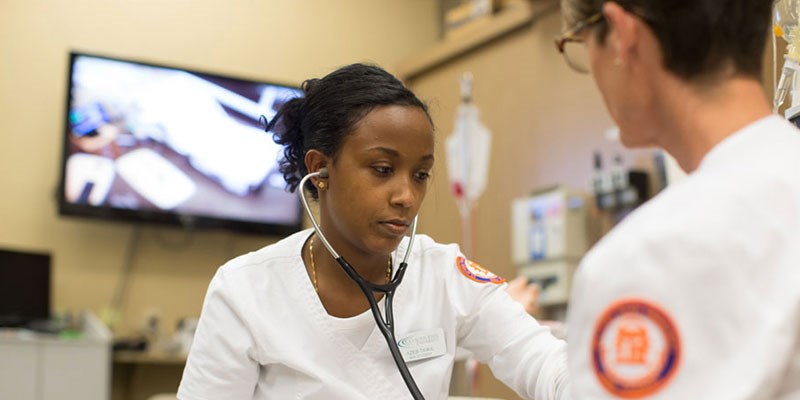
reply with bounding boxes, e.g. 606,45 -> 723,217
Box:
591,298 -> 681,398
455,256 -> 505,284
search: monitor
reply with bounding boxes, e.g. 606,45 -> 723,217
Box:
57,51 -> 304,235
0,249 -> 51,328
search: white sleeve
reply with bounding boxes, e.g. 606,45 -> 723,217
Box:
455,274 -> 571,399
177,268 -> 259,400
565,213 -> 798,399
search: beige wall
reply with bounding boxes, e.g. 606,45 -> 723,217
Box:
411,5 -> 625,280
0,0 -> 439,336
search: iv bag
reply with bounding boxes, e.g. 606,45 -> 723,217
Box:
776,0 -> 800,61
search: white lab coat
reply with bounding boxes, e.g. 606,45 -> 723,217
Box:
178,230 -> 569,400
567,116 -> 800,399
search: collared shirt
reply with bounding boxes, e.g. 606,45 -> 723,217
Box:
567,116 -> 800,399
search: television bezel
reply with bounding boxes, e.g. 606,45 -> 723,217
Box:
57,50 -> 304,236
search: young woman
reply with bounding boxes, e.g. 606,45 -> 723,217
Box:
177,63 -> 569,399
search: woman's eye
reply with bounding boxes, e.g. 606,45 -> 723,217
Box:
415,171 -> 431,181
373,166 -> 392,175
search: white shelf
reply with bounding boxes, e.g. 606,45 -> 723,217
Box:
394,0 -> 559,81
0,312 -> 111,400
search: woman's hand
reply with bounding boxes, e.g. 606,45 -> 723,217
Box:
506,276 -> 540,316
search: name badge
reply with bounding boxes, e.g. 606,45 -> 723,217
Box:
397,328 -> 446,362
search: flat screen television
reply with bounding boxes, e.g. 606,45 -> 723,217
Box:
57,51 -> 304,235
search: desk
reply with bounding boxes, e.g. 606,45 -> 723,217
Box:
112,351 -> 186,400
114,350 -> 186,365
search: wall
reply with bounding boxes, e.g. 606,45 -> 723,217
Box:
410,3 -> 632,283
0,0 -> 439,337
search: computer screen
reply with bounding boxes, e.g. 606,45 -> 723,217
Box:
0,249 -> 51,327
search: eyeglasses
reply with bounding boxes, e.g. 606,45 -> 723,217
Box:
554,13 -> 604,74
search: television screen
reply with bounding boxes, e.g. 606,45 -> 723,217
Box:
0,249 -> 50,328
57,52 -> 304,235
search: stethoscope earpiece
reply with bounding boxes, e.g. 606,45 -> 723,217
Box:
314,168 -> 329,190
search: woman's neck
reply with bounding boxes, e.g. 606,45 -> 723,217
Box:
304,232 -> 391,317
655,75 -> 771,172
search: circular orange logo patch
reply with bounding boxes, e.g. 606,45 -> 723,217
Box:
592,299 -> 681,398
455,256 -> 505,284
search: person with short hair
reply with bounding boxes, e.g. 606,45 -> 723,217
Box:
555,0 -> 800,398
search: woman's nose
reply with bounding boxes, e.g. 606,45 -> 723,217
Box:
390,177 -> 417,208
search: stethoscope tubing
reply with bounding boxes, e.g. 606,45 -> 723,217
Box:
298,171 -> 425,399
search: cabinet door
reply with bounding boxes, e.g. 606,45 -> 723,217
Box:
0,341 -> 38,400
41,341 -> 110,400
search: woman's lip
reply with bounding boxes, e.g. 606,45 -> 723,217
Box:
381,221 -> 409,235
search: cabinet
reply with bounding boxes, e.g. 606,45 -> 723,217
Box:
0,312 -> 112,400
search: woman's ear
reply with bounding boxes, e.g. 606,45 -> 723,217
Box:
602,2 -> 641,67
304,149 -> 329,185
304,150 -> 325,173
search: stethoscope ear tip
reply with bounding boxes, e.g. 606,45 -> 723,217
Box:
318,167 -> 329,178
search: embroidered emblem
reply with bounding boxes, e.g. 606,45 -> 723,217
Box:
592,299 -> 681,398
455,256 -> 505,284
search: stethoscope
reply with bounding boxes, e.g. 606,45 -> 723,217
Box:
298,169 -> 425,400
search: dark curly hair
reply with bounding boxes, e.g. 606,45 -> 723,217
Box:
263,63 -> 432,198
